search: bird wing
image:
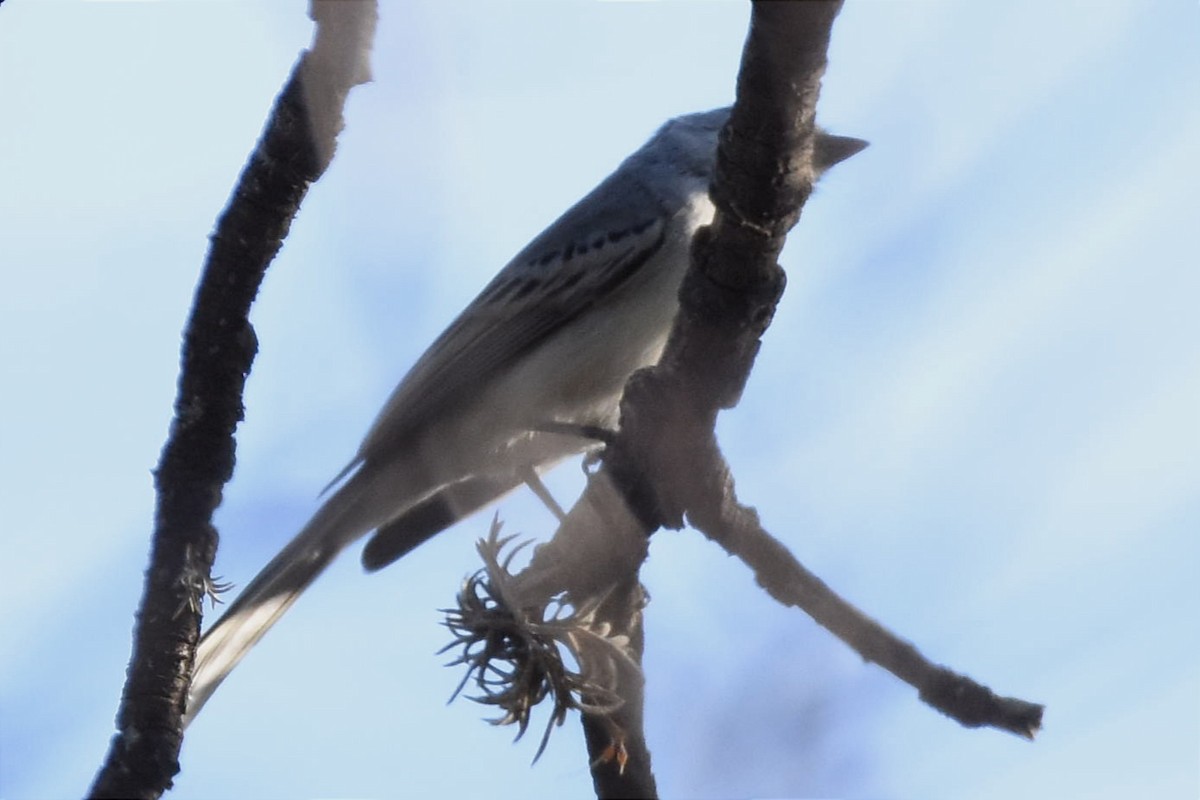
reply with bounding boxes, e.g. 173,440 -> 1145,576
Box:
351,170 -> 670,468
187,175 -> 673,726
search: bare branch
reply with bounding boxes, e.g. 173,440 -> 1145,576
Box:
473,3 -> 855,797
609,0 -> 1043,746
614,0 -> 1041,746
577,576 -> 655,800
609,1 -> 848,530
88,3 -> 377,797
683,430 -> 1044,739
448,0 -> 1037,794
513,475 -> 659,798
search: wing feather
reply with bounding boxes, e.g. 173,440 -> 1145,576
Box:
354,172 -> 669,465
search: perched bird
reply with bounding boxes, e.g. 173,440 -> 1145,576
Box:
186,106 -> 866,723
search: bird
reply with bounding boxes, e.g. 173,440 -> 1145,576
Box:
185,106 -> 866,724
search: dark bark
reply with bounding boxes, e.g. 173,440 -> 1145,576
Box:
580,3 -> 852,796
580,0 -> 1042,792
682,431 -> 1043,739
579,576 -> 657,800
87,3 -> 377,797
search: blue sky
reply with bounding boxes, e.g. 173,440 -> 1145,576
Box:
1,1 -> 1197,798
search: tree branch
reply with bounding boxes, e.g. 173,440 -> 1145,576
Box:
608,0 -> 847,530
552,4 -> 854,796
453,1 -> 1041,795
577,575 -> 656,800
88,3 -> 377,797
683,429 -> 1044,739
612,0 -> 1042,745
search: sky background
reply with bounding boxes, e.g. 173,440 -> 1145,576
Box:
1,1 -> 1198,798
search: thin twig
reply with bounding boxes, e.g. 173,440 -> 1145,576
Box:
684,431 -> 1044,739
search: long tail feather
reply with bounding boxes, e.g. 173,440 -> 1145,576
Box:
185,463 -> 423,726
360,474 -> 523,572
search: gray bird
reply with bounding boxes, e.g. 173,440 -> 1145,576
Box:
186,107 -> 866,724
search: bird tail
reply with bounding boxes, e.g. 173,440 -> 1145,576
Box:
184,462 -> 424,727
360,473 -> 524,572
